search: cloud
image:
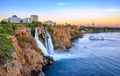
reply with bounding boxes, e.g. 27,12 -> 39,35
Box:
103,9 -> 120,12
57,2 -> 68,6
65,9 -> 97,12
63,8 -> 120,13
52,8 -> 120,19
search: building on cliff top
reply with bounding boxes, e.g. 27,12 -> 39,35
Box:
44,20 -> 56,26
30,15 -> 38,22
2,15 -> 38,23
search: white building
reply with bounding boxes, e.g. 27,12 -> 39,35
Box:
44,20 -> 56,25
2,15 -> 39,23
9,15 -> 21,23
23,18 -> 31,23
30,15 -> 38,22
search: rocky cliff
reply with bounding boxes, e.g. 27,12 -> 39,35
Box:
0,26 -> 50,76
47,25 -> 120,51
47,25 -> 82,50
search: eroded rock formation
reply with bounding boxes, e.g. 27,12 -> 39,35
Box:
48,26 -> 82,50
0,26 -> 49,76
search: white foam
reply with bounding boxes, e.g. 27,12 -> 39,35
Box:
35,28 -> 48,56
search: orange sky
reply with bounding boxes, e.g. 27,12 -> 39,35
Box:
1,13 -> 120,26
46,16 -> 120,26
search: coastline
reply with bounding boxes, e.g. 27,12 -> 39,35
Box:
48,26 -> 120,51
0,23 -> 120,76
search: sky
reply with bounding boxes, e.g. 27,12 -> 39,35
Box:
0,0 -> 120,26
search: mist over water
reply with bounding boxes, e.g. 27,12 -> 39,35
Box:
43,32 -> 120,76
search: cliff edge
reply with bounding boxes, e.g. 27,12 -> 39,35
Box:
0,26 -> 49,76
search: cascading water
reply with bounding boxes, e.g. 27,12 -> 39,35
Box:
29,27 -> 32,36
44,32 -> 48,53
35,28 -> 48,56
45,30 -> 54,54
35,27 -> 72,60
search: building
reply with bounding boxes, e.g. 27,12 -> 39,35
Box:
3,15 -> 21,23
9,15 -> 21,23
23,18 -> 31,23
2,15 -> 39,23
30,15 -> 38,22
44,20 -> 56,25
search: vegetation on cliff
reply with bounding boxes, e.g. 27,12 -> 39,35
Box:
0,23 -> 14,35
79,26 -> 120,33
0,22 -> 51,76
0,22 -> 44,62
0,35 -> 14,63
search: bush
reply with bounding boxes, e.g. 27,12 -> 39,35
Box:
0,35 -> 14,62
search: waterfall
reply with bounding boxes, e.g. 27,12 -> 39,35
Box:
45,30 -> 54,54
34,27 -> 75,61
29,27 -> 32,36
35,28 -> 48,56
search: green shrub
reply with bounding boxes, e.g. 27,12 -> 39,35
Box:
0,35 -> 14,62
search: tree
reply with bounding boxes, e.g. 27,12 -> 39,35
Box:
32,21 -> 42,27
0,21 -> 7,24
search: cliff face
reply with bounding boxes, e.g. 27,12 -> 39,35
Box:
48,25 -> 120,51
0,26 -> 47,76
48,26 -> 82,50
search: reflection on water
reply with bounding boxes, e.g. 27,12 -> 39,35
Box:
43,32 -> 120,76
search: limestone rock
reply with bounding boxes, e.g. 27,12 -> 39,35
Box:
48,26 -> 81,50
0,26 -> 48,76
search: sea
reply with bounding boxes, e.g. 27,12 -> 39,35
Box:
43,32 -> 120,76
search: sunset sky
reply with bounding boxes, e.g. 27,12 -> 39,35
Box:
0,0 -> 120,26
